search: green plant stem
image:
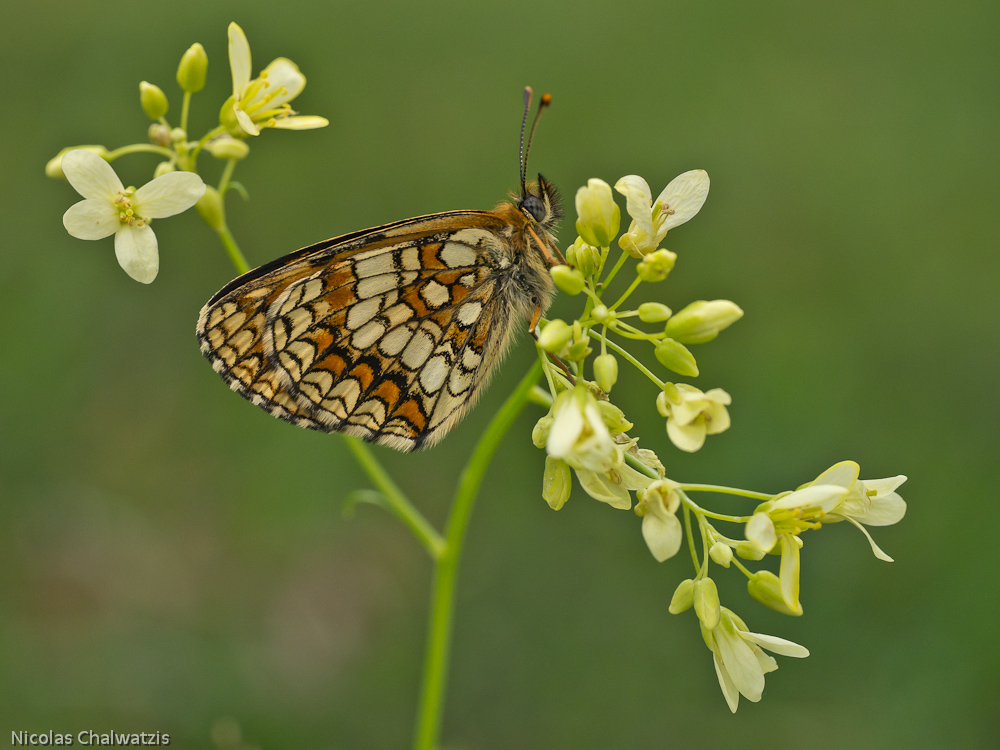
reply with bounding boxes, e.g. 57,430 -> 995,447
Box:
600,249 -> 630,292
180,91 -> 192,134
679,484 -> 774,502
413,361 -> 542,750
343,436 -> 446,559
105,143 -> 175,161
216,225 -> 250,275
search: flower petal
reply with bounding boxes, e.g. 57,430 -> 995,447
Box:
712,652 -> 741,713
133,171 -> 206,218
259,58 -> 306,107
269,115 -> 330,129
63,199 -> 118,240
840,516 -> 895,562
614,175 -> 654,240
771,483 -> 847,512
228,22 -> 252,96
812,460 -> 860,489
666,418 -> 706,452
642,510 -> 682,562
778,534 -> 801,612
738,630 -> 810,658
576,469 -> 632,509
114,225 -> 159,283
62,149 -> 123,201
656,169 -> 710,232
235,106 -> 260,136
714,618 -> 765,701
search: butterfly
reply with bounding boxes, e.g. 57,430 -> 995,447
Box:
197,88 -> 564,451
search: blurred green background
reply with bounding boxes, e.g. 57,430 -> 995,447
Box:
2,0 -> 997,747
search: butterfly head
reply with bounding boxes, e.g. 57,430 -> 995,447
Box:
519,174 -> 563,232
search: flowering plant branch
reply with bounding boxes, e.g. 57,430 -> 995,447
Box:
47,20 -> 907,748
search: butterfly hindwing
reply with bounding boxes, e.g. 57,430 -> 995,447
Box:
198,212 -> 518,450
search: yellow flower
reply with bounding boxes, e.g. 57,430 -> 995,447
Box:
656,384 -> 731,452
223,22 -> 329,136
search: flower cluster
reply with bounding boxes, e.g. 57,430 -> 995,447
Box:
531,172 -> 908,710
47,22 -> 327,282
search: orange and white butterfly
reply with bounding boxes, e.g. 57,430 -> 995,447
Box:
197,89 -> 563,451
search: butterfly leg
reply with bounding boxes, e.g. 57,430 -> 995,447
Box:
527,225 -> 567,267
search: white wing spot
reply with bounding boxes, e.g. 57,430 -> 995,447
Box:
402,329 -> 434,369
420,355 -> 449,393
357,274 -> 399,299
352,319 -> 385,350
346,297 -> 381,330
421,281 -> 450,309
400,246 -> 420,271
379,326 -> 412,356
457,301 -> 482,326
355,254 -> 395,279
440,241 -> 477,268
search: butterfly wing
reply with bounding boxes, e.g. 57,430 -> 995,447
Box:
197,211 -> 523,451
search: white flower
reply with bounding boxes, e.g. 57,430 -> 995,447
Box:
615,170 -> 710,257
226,22 -> 329,136
808,461 -> 907,562
702,608 -> 809,713
657,384 -> 731,452
545,389 -> 651,509
574,178 -> 620,248
60,150 -> 205,283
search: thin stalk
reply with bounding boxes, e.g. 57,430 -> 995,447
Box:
343,436 -> 445,559
180,91 -> 192,134
679,484 -> 774,502
216,225 -> 250,275
105,143 -> 175,161
413,362 -> 542,750
599,249 -> 630,293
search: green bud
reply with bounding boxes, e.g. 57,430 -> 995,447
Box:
638,302 -> 672,323
45,145 -> 108,179
148,123 -> 171,147
139,81 -> 168,120
550,264 -> 585,295
575,178 -> 620,248
591,304 -> 611,325
593,353 -> 618,393
196,185 -> 226,231
532,416 -> 553,448
693,577 -> 721,630
709,542 -> 733,567
568,238 -> 602,277
665,300 -> 744,344
542,456 -> 572,510
538,319 -> 572,353
206,137 -> 251,161
169,128 -> 187,144
655,338 -> 699,377
747,570 -> 803,616
564,340 -> 592,362
735,540 -> 767,561
668,579 -> 695,614
177,42 -> 208,93
153,161 -> 176,178
595,400 -> 632,435
637,249 -> 677,283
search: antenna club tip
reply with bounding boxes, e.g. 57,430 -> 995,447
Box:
523,86 -> 533,102
541,93 -> 552,106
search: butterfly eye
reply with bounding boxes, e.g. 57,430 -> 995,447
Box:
520,194 -> 547,223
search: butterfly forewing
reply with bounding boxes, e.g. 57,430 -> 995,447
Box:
198,212 -> 523,451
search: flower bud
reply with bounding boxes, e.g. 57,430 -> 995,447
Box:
177,42 -> 208,93
148,123 -> 171,147
550,264 -> 585,295
593,353 -> 618,392
638,302 -> 672,323
564,340 -> 592,362
669,578 -> 694,614
153,161 -> 176,178
219,95 -> 240,131
206,137 -> 251,161
665,300 -> 744,344
637,249 -> 677,283
640,479 -> 679,513
592,306 -> 612,326
45,145 -> 108,179
654,338 -> 699,377
567,237 -> 602,277
538,319 -> 572,353
170,128 -> 187,144
709,542 -> 733,567
532,415 -> 553,448
542,456 -> 572,510
196,185 -> 226,231
139,81 -> 169,120
574,178 -> 620,248
735,540 -> 767,561
747,570 -> 803,616
595,400 -> 631,435
693,577 -> 721,630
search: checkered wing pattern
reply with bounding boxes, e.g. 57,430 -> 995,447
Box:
197,212 -> 516,451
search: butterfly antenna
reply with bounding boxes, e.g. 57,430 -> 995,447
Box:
523,92 -> 552,189
519,86 -> 533,196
